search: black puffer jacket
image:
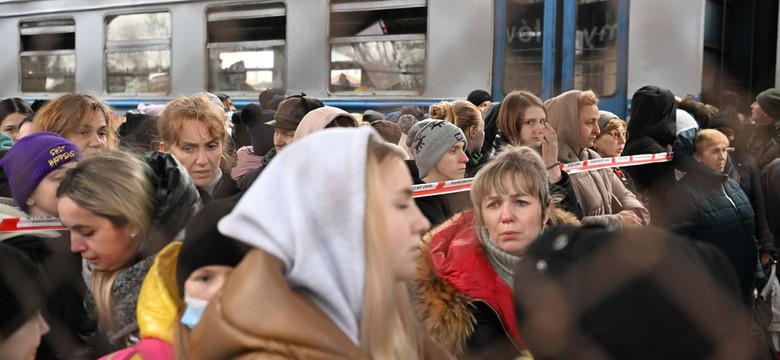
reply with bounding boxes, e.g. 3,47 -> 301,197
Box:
664,128 -> 761,306
725,149 -> 775,253
623,86 -> 677,221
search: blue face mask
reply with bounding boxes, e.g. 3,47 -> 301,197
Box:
180,295 -> 209,330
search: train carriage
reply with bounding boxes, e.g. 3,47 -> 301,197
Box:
0,0 -> 775,117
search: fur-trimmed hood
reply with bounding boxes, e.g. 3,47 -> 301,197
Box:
414,207 -> 579,358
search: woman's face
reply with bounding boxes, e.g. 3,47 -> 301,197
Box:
381,157 -> 430,281
593,123 -> 627,158
166,119 -> 223,188
467,116 -> 486,154
65,112 -> 108,155
519,106 -> 546,147
58,196 -> 140,271
184,265 -> 233,301
0,312 -> 49,360
578,104 -> 601,149
1,113 -> 26,141
480,173 -> 545,256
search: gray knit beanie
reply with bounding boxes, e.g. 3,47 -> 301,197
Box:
409,120 -> 466,178
598,110 -> 620,131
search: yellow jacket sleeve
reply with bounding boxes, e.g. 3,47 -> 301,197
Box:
136,242 -> 183,344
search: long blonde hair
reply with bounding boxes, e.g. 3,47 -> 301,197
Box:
57,151 -> 155,330
361,138 -> 423,360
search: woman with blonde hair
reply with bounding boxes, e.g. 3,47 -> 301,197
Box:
158,94 -> 238,204
57,151 -> 199,347
187,127 -> 453,359
31,93 -> 117,155
414,145 -> 580,358
429,100 -> 485,177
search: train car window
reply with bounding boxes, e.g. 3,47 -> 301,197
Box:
105,12 -> 171,94
573,0 -> 618,96
329,0 -> 427,95
503,0 -> 545,95
206,2 -> 286,94
19,18 -> 76,93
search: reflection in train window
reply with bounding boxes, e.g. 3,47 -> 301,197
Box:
206,2 -> 286,93
503,0 -> 544,95
574,0 -> 618,97
329,0 -> 427,95
19,18 -> 76,93
105,12 -> 171,94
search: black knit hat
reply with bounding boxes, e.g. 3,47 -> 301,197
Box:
467,89 -> 492,106
0,243 -> 44,340
176,195 -> 252,295
757,88 -> 780,121
514,226 -> 753,359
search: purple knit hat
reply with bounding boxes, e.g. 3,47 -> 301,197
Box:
0,132 -> 82,211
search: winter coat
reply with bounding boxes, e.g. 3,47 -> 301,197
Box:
410,160 -> 454,227
746,122 -> 780,169
725,150 -> 775,253
612,167 -> 637,195
665,128 -> 761,306
188,249 -> 453,360
0,203 -> 110,360
623,86 -> 678,221
545,90 -> 650,228
414,208 -> 579,359
762,159 -> 780,251
197,171 -> 239,205
98,242 -> 181,360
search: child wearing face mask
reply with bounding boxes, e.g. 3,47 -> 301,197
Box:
98,197 -> 250,360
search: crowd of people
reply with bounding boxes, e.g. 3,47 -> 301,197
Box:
1,84 -> 780,359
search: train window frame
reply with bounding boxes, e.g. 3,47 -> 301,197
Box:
103,10 -> 172,96
572,0 -> 619,97
328,0 -> 428,96
19,17 -> 76,94
205,2 -> 287,95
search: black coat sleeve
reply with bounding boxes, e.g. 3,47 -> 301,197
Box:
746,159 -> 776,252
415,195 -> 448,228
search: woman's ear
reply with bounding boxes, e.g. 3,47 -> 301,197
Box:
159,141 -> 168,152
469,125 -> 477,139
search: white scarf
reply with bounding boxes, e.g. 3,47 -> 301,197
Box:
219,127 -> 380,345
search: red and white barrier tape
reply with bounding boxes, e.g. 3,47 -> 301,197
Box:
412,152 -> 673,198
0,217 -> 66,232
0,152 -> 673,231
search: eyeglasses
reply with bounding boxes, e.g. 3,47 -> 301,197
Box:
605,130 -> 628,140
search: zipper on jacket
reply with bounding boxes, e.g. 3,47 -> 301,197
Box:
721,183 -> 753,242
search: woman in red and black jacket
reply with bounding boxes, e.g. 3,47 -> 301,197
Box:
414,145 -> 580,359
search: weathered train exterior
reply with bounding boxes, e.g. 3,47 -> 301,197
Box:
0,0 -> 774,116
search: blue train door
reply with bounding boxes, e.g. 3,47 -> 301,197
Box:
493,0 -> 630,117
